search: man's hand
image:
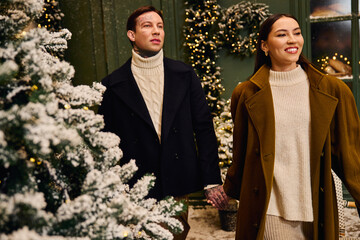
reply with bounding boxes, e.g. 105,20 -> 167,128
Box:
204,185 -> 229,210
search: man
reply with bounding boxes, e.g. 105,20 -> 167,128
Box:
98,6 -> 228,239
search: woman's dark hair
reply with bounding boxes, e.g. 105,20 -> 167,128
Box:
253,13 -> 311,75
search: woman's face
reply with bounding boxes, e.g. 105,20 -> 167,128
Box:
261,17 -> 304,71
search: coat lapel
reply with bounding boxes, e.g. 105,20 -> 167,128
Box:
110,60 -> 155,131
161,59 -> 189,142
305,65 -> 338,185
245,65 -> 276,193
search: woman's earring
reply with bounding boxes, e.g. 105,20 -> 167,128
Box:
264,51 -> 268,56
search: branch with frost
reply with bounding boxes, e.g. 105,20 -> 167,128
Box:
0,191 -> 54,234
44,29 -> 71,54
56,82 -> 105,107
0,10 -> 29,41
57,108 -> 105,136
0,227 -> 90,240
3,0 -> 44,17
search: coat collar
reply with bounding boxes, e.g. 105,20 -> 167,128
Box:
109,58 -> 154,131
108,58 -> 189,142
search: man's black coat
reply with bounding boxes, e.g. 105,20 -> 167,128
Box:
98,57 -> 222,199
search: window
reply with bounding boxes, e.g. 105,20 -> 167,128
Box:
308,0 -> 359,106
308,0 -> 360,201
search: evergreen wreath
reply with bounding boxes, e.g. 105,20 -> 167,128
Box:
183,1 -> 270,116
218,1 -> 270,57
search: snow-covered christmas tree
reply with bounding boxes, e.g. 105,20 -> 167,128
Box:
0,0 -> 183,239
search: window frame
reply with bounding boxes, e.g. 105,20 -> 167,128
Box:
297,0 -> 360,114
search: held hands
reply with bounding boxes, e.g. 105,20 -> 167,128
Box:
204,185 -> 230,210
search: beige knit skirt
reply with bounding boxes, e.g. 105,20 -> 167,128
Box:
264,215 -> 313,240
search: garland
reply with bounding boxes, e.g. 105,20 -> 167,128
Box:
183,1 -> 270,116
184,0 -> 224,115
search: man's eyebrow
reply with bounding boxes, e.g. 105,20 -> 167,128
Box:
139,20 -> 163,25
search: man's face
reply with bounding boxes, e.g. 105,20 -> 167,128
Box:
127,11 -> 165,56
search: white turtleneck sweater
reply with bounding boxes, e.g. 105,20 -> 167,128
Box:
131,49 -> 164,140
266,65 -> 313,222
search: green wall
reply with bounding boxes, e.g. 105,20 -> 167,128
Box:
61,0 -> 297,98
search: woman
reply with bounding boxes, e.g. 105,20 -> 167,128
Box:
222,13 -> 360,239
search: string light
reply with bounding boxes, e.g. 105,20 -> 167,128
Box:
31,85 -> 38,91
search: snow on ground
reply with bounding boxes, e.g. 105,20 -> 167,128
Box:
187,205 -> 360,239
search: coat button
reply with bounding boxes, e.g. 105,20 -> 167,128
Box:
253,187 -> 259,194
253,223 -> 259,229
174,153 -> 179,159
173,128 -> 178,133
255,148 -> 260,155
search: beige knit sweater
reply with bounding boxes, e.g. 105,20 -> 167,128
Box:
131,49 -> 164,140
266,65 -> 313,222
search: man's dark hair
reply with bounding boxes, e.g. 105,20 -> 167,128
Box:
126,6 -> 164,32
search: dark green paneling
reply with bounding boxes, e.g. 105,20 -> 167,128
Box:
61,0 -> 106,86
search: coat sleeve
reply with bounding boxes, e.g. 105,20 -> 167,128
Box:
223,82 -> 250,199
330,80 -> 360,215
189,69 -> 222,186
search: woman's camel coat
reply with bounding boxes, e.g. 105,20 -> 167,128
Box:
223,63 -> 360,239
